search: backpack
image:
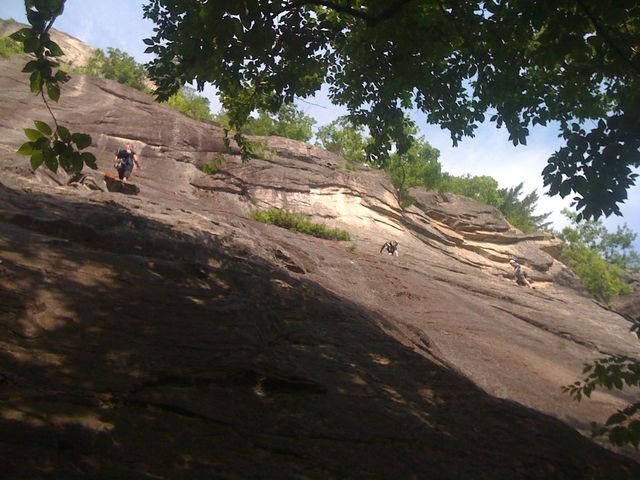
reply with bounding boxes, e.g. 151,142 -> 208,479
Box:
115,148 -> 133,168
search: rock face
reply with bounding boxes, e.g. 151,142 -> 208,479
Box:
0,19 -> 95,67
1,53 -> 640,479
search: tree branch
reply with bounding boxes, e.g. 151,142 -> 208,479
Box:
575,0 -> 640,76
40,90 -> 60,132
284,0 -> 415,25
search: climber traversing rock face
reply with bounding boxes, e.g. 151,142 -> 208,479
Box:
510,259 -> 533,288
114,143 -> 141,182
380,240 -> 399,256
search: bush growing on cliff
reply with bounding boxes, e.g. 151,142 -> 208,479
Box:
251,208 -> 350,241
164,86 -> 213,121
202,155 -> 225,174
213,104 -> 315,142
561,245 -> 631,303
497,184 -> 552,233
560,222 -> 639,447
315,117 -> 371,165
82,47 -> 147,91
557,209 -> 636,303
0,36 -> 24,57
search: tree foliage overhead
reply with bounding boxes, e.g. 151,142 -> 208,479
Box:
142,0 -> 640,220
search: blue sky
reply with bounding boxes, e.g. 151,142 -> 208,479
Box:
2,0 -> 638,248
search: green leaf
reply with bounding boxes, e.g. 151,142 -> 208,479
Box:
47,82 -> 60,102
22,60 -> 39,73
34,136 -> 49,149
81,151 -> 98,169
71,151 -> 83,172
44,149 -> 58,172
9,28 -> 31,42
71,133 -> 92,149
34,120 -> 53,136
56,125 -> 71,142
52,140 -> 66,155
24,128 -> 44,141
23,36 -> 40,53
17,142 -> 36,156
45,39 -> 64,57
606,412 -> 626,426
629,420 -> 640,434
30,150 -> 44,170
609,426 -> 631,446
30,70 -> 43,93
143,38 -> 155,46
54,70 -> 69,83
59,148 -> 72,169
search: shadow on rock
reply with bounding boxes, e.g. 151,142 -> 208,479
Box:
0,183 -> 638,479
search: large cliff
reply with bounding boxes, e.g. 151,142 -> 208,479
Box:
1,49 -> 639,479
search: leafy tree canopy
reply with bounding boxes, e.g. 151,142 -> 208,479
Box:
438,174 -> 502,208
243,103 -> 316,142
315,117 -> 371,165
497,184 -> 552,233
142,0 -> 640,220
558,208 -> 640,272
164,85 -> 213,121
214,104 -> 316,142
83,47 -> 147,91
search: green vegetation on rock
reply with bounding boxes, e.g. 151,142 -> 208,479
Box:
0,35 -> 24,57
82,47 -> 147,91
557,209 -> 637,303
315,116 -> 550,231
316,118 -> 371,165
561,210 -> 639,449
202,155 -> 226,175
164,86 -> 213,121
214,104 -> 315,143
251,208 -> 351,241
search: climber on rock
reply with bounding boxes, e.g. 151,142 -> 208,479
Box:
380,240 -> 399,256
509,259 -> 533,288
114,143 -> 141,182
